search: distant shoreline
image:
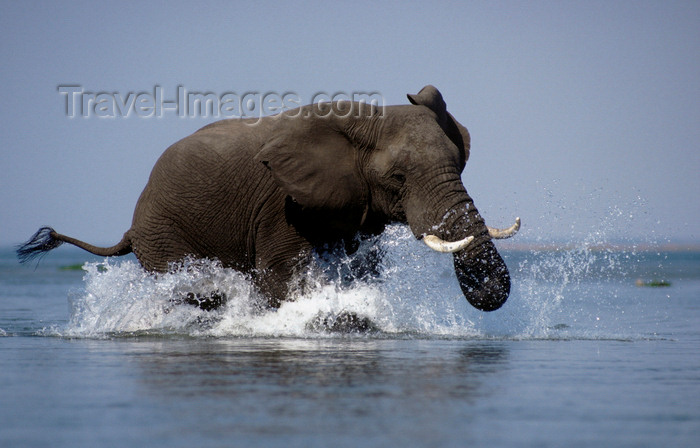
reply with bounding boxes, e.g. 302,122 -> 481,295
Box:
496,241 -> 700,253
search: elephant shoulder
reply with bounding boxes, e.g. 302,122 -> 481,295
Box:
158,136 -> 216,164
159,122 -> 260,165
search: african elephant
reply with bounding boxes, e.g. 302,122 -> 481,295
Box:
18,85 -> 519,311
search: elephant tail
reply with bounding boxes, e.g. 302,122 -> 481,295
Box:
17,226 -> 132,263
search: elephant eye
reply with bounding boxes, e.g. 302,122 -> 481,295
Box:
390,172 -> 406,184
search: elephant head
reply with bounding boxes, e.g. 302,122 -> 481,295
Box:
256,85 -> 518,311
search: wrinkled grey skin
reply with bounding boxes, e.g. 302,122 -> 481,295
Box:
19,86 -> 512,311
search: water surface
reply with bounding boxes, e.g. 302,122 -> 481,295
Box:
2,228 -> 699,447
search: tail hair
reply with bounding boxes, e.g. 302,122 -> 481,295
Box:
17,226 -> 64,263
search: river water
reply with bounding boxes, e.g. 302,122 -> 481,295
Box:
1,225 -> 699,447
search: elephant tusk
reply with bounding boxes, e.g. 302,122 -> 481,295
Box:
488,217 -> 521,239
423,234 -> 475,253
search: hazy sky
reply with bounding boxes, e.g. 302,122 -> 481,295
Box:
2,1 -> 698,247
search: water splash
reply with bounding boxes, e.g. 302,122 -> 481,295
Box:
57,224 -> 644,340
511,244 -> 626,339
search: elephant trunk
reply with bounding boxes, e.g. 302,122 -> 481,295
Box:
452,238 -> 510,311
407,192 -> 512,312
435,213 -> 515,311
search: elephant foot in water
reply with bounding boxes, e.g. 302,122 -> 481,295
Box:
306,310 -> 378,334
180,291 -> 227,311
174,292 -> 376,335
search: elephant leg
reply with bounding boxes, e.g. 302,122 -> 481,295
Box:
313,236 -> 384,287
346,236 -> 385,283
253,266 -> 287,308
254,220 -> 313,308
254,253 -> 311,308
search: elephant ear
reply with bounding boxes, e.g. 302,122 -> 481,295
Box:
407,85 -> 449,124
254,118 -> 367,212
408,85 -> 471,168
